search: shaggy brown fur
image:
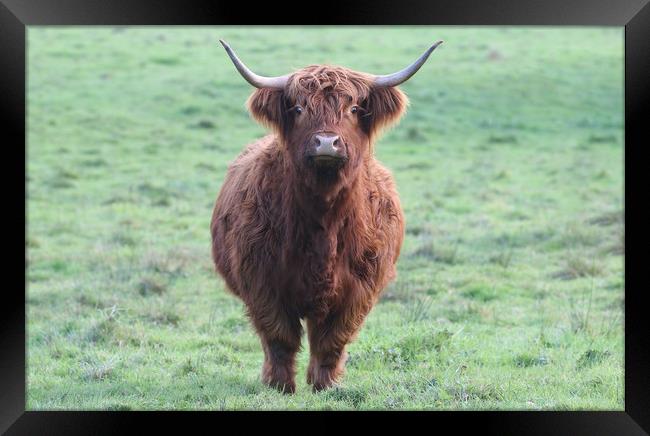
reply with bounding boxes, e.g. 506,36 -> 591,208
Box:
211,65 -> 407,393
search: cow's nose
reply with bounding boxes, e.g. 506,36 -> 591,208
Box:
314,135 -> 341,157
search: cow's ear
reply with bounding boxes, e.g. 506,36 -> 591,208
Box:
361,86 -> 409,138
246,88 -> 287,130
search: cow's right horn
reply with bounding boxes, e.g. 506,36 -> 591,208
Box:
220,40 -> 289,89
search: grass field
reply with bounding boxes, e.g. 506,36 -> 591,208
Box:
26,27 -> 624,410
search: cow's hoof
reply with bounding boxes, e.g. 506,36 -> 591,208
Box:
312,379 -> 337,392
309,368 -> 341,392
262,363 -> 296,394
266,378 -> 296,394
307,352 -> 347,392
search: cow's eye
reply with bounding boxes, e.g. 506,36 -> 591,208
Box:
350,106 -> 359,114
294,106 -> 303,115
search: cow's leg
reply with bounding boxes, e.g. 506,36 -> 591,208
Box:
247,304 -> 302,394
306,294 -> 374,391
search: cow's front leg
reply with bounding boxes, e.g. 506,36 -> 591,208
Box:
247,305 -> 302,394
260,336 -> 301,394
306,331 -> 348,392
306,295 -> 373,391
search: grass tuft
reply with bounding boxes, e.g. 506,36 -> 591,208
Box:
80,356 -> 118,381
588,210 -> 623,227
577,349 -> 611,369
513,353 -> 550,368
137,276 -> 168,296
411,237 -> 459,264
554,256 -> 604,280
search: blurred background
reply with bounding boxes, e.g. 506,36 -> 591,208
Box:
27,27 -> 624,410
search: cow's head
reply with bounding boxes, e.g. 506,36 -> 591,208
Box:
220,40 -> 442,193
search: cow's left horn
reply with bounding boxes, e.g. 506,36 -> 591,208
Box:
220,40 -> 289,89
373,41 -> 444,88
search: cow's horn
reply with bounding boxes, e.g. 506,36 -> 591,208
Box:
220,40 -> 289,89
373,41 -> 444,88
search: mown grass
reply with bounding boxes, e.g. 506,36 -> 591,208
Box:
26,26 -> 624,410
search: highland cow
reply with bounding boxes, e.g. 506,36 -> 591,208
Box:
211,40 -> 442,393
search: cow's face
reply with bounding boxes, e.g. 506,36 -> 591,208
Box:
247,66 -> 407,182
220,39 -> 442,190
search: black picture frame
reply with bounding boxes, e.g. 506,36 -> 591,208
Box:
3,0 -> 648,433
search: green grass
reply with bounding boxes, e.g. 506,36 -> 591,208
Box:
26,26 -> 624,410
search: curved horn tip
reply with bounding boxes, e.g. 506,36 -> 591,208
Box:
219,39 -> 233,53
218,39 -> 289,89
426,40 -> 444,54
372,41 -> 443,88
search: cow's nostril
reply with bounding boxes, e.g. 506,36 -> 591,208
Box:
333,138 -> 340,146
